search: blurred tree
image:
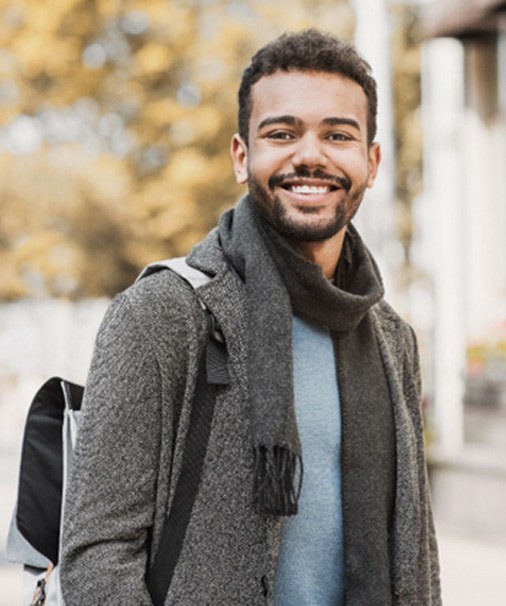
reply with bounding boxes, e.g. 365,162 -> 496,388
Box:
0,0 -> 354,300
390,3 -> 423,274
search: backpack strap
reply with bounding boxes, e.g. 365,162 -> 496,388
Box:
136,256 -> 212,291
140,257 -> 230,606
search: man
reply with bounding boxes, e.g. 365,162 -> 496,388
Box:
61,30 -> 441,605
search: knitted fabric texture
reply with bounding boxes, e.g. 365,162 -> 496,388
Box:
217,196 -> 384,516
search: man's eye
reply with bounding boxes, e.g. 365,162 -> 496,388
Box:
327,132 -> 352,141
267,131 -> 294,140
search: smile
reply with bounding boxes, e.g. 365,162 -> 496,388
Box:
288,184 -> 333,195
268,171 -> 352,194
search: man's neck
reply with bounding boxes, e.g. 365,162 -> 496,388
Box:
291,228 -> 347,279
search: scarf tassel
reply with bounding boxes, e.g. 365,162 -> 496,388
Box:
252,445 -> 303,516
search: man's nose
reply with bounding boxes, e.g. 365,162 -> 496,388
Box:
291,133 -> 327,169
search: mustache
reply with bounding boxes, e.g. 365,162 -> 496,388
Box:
268,168 -> 352,192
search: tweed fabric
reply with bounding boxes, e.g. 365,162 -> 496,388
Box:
60,226 -> 441,605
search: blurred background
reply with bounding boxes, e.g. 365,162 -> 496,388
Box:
1,0 -> 506,603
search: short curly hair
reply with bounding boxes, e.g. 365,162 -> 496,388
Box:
238,29 -> 378,146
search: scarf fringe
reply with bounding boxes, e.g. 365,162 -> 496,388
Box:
253,445 -> 303,516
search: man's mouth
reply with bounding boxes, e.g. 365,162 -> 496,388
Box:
269,171 -> 352,193
283,183 -> 336,195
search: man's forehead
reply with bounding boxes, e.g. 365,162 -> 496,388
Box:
252,68 -> 360,86
249,70 -> 368,126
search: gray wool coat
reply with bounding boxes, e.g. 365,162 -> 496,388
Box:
60,229 -> 441,605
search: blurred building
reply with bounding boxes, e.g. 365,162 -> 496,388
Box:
421,0 -> 506,543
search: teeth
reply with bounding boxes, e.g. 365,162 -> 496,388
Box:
291,184 -> 329,195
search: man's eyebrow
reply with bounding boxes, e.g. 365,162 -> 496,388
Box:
257,115 -> 301,130
257,115 -> 362,132
322,117 -> 361,131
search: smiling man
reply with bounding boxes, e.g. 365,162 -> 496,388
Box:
232,69 -> 380,278
61,30 -> 441,605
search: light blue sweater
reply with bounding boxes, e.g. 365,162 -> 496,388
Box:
273,316 -> 344,605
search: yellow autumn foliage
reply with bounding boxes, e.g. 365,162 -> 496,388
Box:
134,43 -> 174,75
0,0 -> 355,300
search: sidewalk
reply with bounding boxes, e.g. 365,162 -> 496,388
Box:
0,565 -> 21,606
0,455 -> 22,605
438,533 -> 506,605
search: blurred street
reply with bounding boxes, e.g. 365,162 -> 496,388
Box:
2,454 -> 506,605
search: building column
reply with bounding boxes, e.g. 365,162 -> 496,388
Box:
421,37 -> 466,457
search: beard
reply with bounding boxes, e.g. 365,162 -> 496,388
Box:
248,170 -> 368,243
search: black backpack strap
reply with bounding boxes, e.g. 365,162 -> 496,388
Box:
140,257 -> 230,605
146,309 -> 229,605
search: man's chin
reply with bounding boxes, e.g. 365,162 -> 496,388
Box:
248,184 -> 352,242
271,215 -> 345,243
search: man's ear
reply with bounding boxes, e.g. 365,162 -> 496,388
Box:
230,134 -> 248,184
366,142 -> 381,188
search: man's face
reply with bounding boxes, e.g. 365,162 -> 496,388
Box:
231,70 -> 380,243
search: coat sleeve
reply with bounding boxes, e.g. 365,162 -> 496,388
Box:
60,291 -> 167,605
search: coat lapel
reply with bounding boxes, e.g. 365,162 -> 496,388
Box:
372,302 -> 435,604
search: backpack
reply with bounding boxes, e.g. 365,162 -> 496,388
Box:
6,258 -> 229,606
